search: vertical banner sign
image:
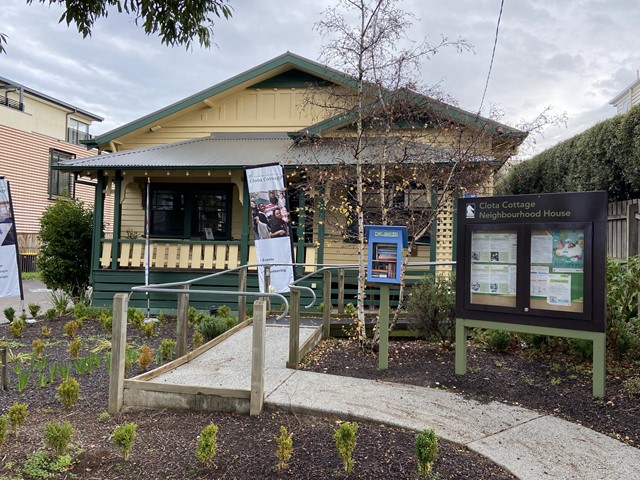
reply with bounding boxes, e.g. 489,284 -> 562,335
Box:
245,164 -> 294,293
0,178 -> 22,298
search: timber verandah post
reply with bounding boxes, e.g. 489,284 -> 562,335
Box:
90,171 -> 105,284
110,171 -> 123,270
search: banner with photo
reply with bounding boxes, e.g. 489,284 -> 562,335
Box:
245,164 -> 294,293
0,177 -> 22,298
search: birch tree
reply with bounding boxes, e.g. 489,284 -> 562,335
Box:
306,0 -> 474,346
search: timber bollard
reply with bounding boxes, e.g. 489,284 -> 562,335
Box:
108,293 -> 129,414
250,299 -> 267,415
287,288 -> 301,368
176,285 -> 189,357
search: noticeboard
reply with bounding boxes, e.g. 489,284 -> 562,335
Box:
456,192 -> 607,332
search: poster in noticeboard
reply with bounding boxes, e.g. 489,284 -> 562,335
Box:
469,230 -> 517,307
530,229 -> 584,313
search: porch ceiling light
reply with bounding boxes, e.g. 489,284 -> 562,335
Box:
149,125 -> 162,132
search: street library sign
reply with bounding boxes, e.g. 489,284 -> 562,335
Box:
455,191 -> 608,397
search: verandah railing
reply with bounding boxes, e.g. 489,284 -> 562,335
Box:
99,238 -> 317,271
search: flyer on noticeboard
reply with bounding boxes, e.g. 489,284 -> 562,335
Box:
530,229 -> 584,311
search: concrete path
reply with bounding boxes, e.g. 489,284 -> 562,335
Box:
0,279 -> 53,323
152,324 -> 640,480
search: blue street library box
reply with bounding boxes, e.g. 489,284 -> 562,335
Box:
365,225 -> 408,284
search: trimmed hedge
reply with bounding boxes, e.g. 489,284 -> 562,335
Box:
497,104 -> 640,201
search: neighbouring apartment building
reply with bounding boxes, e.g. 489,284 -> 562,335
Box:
0,75 -> 105,262
610,70 -> 640,114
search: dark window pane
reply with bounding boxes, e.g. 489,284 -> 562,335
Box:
49,150 -> 74,197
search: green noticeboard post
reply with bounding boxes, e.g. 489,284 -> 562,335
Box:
455,192 -> 608,397
365,225 -> 408,370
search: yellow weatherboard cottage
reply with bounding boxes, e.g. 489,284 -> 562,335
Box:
56,52 -> 526,311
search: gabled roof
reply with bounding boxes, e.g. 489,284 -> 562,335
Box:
85,51 -> 525,149
0,75 -> 103,122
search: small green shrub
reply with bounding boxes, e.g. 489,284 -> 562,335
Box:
68,337 -> 82,359
4,306 -> 16,322
9,318 -> 25,338
568,338 -> 593,360
63,320 -> 81,339
606,257 -> 640,360
624,376 -> 640,397
415,428 -> 439,478
137,344 -> 153,371
127,308 -> 145,328
32,338 -> 45,358
99,311 -> 113,330
28,303 -> 41,319
483,329 -> 513,353
140,320 -> 155,338
44,308 -> 58,321
98,412 -> 111,422
408,274 -> 456,347
112,422 -> 137,461
317,302 -> 324,313
8,402 -> 28,436
56,377 -> 80,408
192,331 -> 204,350
0,415 -> 8,448
275,425 -> 293,470
22,450 -> 72,479
44,421 -> 75,455
41,325 -> 52,338
195,423 -> 218,465
333,422 -> 358,474
159,339 -> 176,361
196,314 -> 229,342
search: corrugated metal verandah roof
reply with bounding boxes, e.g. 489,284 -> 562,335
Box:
56,132 -> 496,172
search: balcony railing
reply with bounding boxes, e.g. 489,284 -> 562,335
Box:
67,127 -> 93,145
0,94 -> 24,112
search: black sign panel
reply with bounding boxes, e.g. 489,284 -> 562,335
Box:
456,192 -> 607,332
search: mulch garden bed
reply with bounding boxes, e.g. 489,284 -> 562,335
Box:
1,311 -> 638,479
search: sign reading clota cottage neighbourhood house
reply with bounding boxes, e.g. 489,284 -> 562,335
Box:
456,191 -> 607,333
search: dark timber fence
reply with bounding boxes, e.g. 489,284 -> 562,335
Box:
607,199 -> 640,259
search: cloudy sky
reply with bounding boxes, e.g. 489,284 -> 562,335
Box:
2,0 -> 639,157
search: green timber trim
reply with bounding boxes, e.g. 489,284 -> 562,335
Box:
296,190 -> 306,277
90,171 -> 105,284
455,318 -> 606,398
240,179 -> 250,265
110,171 -> 122,270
